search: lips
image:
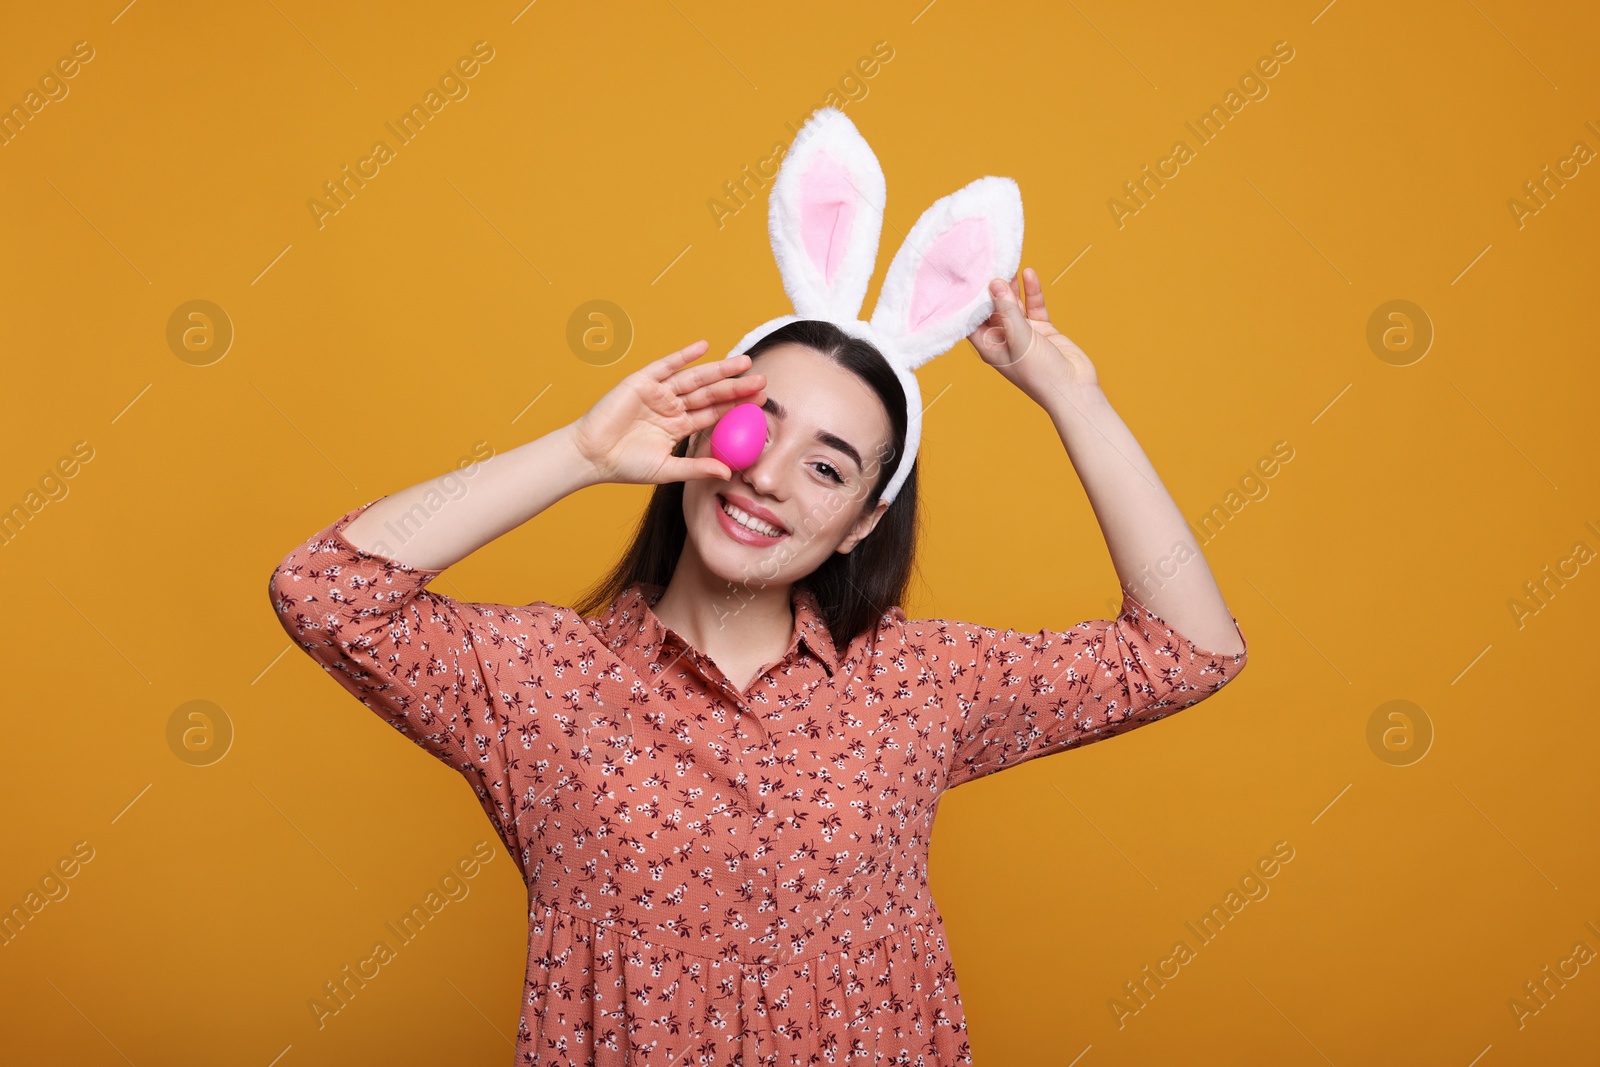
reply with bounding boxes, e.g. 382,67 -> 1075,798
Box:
719,493 -> 789,534
715,493 -> 789,544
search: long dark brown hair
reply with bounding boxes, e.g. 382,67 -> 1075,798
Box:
572,319 -> 921,652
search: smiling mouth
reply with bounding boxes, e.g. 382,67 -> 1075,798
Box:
716,494 -> 788,539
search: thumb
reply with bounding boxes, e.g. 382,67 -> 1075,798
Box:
989,278 -> 1027,325
668,456 -> 731,483
987,278 -> 1035,363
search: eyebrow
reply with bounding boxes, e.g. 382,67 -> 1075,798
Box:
761,396 -> 863,474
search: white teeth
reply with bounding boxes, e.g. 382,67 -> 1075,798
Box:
720,498 -> 784,537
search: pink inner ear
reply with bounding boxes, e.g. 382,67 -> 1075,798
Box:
799,149 -> 857,287
907,217 -> 994,333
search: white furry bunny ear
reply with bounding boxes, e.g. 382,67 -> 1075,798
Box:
868,175 -> 1025,371
767,107 -> 887,323
717,106 -> 1026,507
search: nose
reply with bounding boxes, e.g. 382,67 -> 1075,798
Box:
737,434 -> 786,500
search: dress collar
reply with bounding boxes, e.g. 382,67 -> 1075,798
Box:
597,580 -> 838,677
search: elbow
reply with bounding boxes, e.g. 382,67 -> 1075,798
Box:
267,544 -> 335,653
267,546 -> 308,624
267,564 -> 310,651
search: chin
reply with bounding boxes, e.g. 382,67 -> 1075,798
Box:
688,486 -> 812,588
693,530 -> 786,590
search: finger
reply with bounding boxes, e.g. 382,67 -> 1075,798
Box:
681,393 -> 762,433
990,278 -> 1027,324
988,279 -> 1037,364
643,340 -> 711,381
970,323 -> 1008,362
966,302 -> 1004,356
681,371 -> 765,412
664,352 -> 751,396
660,454 -> 731,483
967,296 -> 1010,353
1021,267 -> 1051,322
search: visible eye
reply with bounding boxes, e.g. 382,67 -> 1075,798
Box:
812,461 -> 844,484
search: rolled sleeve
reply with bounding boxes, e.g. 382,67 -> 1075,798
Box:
267,500 -> 547,856
907,591 -> 1248,790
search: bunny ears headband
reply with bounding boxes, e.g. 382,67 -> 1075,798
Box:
723,106 -> 1025,505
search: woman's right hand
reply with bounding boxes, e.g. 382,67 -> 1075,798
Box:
568,339 -> 767,486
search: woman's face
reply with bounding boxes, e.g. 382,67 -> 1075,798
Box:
680,342 -> 894,590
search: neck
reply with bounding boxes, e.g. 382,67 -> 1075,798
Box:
650,547 -> 794,663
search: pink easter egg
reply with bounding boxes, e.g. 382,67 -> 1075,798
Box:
709,403 -> 768,471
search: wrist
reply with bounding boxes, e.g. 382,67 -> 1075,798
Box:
554,421 -> 607,490
1038,376 -> 1108,425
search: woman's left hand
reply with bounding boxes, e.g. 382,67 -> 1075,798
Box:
966,267 -> 1099,402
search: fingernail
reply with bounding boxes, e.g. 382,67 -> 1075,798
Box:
990,281 -> 1005,295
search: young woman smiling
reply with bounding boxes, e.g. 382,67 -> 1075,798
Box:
268,268 -> 1248,1064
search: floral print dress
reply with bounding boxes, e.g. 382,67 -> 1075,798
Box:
268,500 -> 1248,1065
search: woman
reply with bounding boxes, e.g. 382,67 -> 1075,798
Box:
268,268 -> 1248,1065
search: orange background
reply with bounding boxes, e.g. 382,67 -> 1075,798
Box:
3,0 -> 1597,1063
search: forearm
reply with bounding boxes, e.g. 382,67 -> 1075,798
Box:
341,422 -> 601,571
1040,381 -> 1244,655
